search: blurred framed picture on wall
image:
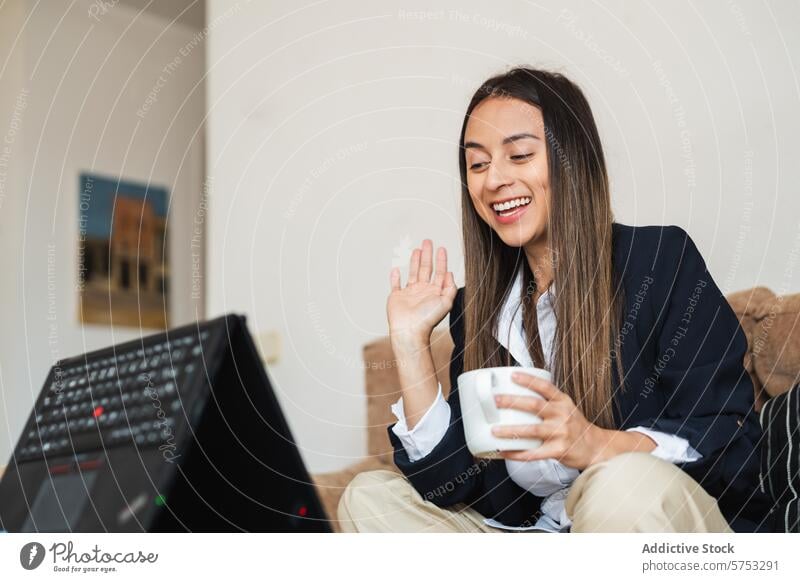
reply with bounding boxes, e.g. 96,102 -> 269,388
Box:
77,172 -> 170,329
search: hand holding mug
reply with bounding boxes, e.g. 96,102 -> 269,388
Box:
458,367 -> 550,459
492,371 -> 607,470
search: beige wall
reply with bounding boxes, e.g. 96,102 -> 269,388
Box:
0,0 -> 206,462
205,0 -> 800,473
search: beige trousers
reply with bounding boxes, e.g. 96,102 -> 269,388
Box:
337,452 -> 733,533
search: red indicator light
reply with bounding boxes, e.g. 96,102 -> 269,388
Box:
93,406 -> 104,418
298,506 -> 308,517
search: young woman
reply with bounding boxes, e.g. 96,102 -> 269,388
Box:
338,67 -> 775,533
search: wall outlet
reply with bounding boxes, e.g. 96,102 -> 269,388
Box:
256,330 -> 281,365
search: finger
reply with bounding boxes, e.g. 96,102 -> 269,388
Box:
443,271 -> 457,301
418,239 -> 433,283
491,422 -> 557,440
511,371 -> 560,401
390,267 -> 401,291
498,443 -> 563,462
444,271 -> 456,292
493,394 -> 555,418
433,247 -> 447,288
407,248 -> 421,284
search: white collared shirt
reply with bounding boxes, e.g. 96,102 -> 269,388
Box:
390,269 -> 702,532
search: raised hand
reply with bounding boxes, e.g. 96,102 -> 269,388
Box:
387,239 -> 457,348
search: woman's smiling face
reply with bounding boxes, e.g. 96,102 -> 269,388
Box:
463,97 -> 551,249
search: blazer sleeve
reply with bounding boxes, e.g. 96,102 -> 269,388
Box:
639,226 -> 760,489
386,287 -> 543,525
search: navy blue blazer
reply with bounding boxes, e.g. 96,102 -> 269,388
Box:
388,223 -> 776,533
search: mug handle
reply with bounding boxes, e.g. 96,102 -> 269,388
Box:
476,370 -> 500,424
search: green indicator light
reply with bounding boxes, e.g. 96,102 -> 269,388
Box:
155,494 -> 166,507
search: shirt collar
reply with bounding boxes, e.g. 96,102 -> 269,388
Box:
493,269 -> 555,368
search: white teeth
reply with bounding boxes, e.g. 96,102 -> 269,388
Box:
492,197 -> 531,212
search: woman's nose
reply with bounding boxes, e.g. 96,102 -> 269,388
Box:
484,161 -> 514,191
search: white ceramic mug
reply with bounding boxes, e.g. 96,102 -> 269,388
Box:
458,366 -> 552,458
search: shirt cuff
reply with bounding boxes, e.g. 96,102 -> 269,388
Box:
390,382 -> 451,462
626,426 -> 703,463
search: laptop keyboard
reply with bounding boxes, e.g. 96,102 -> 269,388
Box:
15,330 -> 211,462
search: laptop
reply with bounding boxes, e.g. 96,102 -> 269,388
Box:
0,314 -> 331,532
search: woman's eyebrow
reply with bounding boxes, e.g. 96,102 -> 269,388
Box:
463,133 -> 541,149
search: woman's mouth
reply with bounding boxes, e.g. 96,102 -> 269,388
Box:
491,196 -> 531,225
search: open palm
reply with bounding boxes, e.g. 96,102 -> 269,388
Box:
387,239 -> 458,343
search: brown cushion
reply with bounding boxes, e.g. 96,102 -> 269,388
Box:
362,328 -> 454,461
727,287 -> 777,410
728,286 -> 777,338
751,292 -> 800,398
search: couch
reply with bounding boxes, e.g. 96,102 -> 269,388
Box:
313,287 -> 800,532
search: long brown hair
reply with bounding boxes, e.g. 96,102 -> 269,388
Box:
458,67 -> 625,429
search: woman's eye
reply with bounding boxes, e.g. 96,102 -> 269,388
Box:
511,153 -> 533,161
469,162 -> 488,170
